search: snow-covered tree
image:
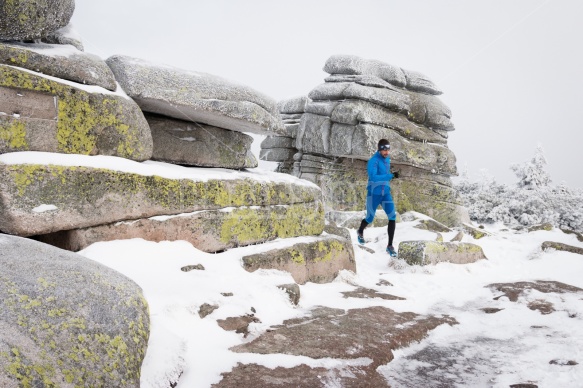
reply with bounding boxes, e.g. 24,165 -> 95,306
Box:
455,145 -> 583,232
510,144 -> 551,189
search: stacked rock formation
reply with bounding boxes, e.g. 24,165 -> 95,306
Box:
0,3 -> 355,385
0,0 -> 355,282
259,97 -> 308,173
262,55 -> 469,227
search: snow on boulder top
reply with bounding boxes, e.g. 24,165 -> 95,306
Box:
0,42 -> 117,91
0,151 -> 320,188
323,54 -> 442,95
105,55 -> 285,135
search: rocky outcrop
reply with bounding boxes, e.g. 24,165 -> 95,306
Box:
262,55 -> 469,227
412,217 -> 452,233
0,156 -> 322,236
398,240 -> 487,265
323,224 -> 351,242
242,235 -> 355,284
260,96 -> 307,174
541,241 -> 583,255
0,234 -> 149,387
0,0 -> 75,41
215,306 -> 456,387
259,135 -> 296,168
0,42 -> 117,91
106,55 -> 285,135
462,223 -> 493,239
489,281 -> 583,301
146,114 -> 257,169
0,65 -> 153,160
277,283 -> 300,305
36,202 -> 324,253
487,280 -> 583,316
341,287 -> 405,301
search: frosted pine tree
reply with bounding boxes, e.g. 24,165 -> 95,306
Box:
510,144 -> 551,190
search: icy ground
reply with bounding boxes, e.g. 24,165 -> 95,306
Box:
80,218 -> 583,387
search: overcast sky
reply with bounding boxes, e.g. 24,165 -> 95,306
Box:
71,0 -> 583,189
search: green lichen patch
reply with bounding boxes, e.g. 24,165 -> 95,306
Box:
0,65 -> 152,160
219,202 -> 324,246
0,116 -> 29,151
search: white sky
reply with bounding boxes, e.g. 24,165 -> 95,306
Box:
71,0 -> 583,188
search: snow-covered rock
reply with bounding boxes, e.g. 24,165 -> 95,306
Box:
106,55 -> 285,135
0,42 -> 117,91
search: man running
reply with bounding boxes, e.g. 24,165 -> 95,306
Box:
357,138 -> 399,257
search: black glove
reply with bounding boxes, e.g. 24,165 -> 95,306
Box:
392,170 -> 400,179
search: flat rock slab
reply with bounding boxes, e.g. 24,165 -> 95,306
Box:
106,55 -> 285,135
213,362 -> 390,388
146,114 -> 256,169
323,224 -> 351,242
487,281 -> 583,302
341,287 -> 405,301
309,82 -> 411,113
260,136 -> 295,149
278,96 -> 309,114
242,235 -> 355,284
541,241 -> 583,255
462,223 -> 493,239
0,0 -> 75,41
0,234 -> 149,387
0,65 -> 152,160
259,147 -> 296,162
217,315 -> 259,337
37,202 -> 324,253
403,89 -> 454,130
398,241 -> 487,265
0,160 -> 322,236
325,74 -> 402,91
323,54 -> 442,95
413,218 -> 452,233
221,306 -> 456,386
328,99 -> 447,144
528,223 -> 553,232
0,42 -> 117,91
323,54 -> 407,89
